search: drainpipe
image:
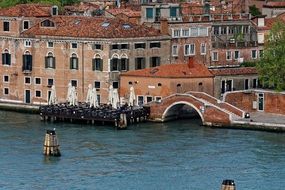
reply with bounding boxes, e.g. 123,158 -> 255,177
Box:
82,42 -> 85,99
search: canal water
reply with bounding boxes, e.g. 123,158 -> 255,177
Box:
0,110 -> 284,190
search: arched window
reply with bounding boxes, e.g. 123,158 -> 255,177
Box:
110,54 -> 119,71
176,83 -> 182,93
23,51 -> 32,71
45,52 -> 55,69
2,49 -> 11,65
41,19 -> 55,27
70,53 -> 78,70
92,54 -> 103,71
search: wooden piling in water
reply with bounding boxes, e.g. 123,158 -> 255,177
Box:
221,179 -> 235,190
43,129 -> 61,157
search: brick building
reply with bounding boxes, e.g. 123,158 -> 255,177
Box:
0,5 -> 171,105
120,58 -> 214,105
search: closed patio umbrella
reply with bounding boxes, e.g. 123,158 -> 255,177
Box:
108,84 -> 114,105
90,88 -> 99,108
69,86 -> 78,106
66,82 -> 72,103
86,84 -> 92,104
112,89 -> 120,109
128,86 -> 136,107
48,85 -> 57,105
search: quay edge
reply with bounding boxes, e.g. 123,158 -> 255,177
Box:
0,101 -> 40,114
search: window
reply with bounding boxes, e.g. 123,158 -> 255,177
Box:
135,43 -> 146,49
71,43 -> 77,49
2,49 -> 11,65
146,8 -> 153,19
23,21 -> 29,30
221,80 -> 233,94
94,81 -> 100,89
213,26 -> 219,35
200,43 -> 206,55
135,57 -> 145,70
52,6 -> 58,16
25,77 -> 31,84
182,29 -> 189,37
24,40 -> 32,47
253,78 -> 258,88
155,96 -> 162,102
35,90 -> 41,98
221,26 -> 227,35
251,50 -> 257,59
170,7 -> 178,17
71,80 -> 77,87
45,52 -> 55,69
3,21 -> 9,31
121,44 -> 129,49
41,20 -> 55,27
173,29 -> 181,37
92,55 -> 103,71
226,51 -> 232,60
113,81 -> 119,89
150,57 -> 160,67
3,75 -> 9,82
234,51 -> 240,60
111,44 -> 119,50
199,27 -> 208,36
146,96 -> 153,103
120,58 -> 129,71
22,51 -> 32,71
4,88 -> 9,95
94,44 -> 102,50
244,79 -> 249,90
35,77 -> 41,85
150,42 -> 161,48
212,52 -> 218,61
110,55 -> 119,71
184,44 -> 195,56
47,42 -> 54,48
48,78 -> 54,86
172,45 -> 178,56
70,53 -> 78,70
190,28 -> 198,37
137,95 -> 144,106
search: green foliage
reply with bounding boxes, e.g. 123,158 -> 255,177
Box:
256,20 -> 285,91
240,61 -> 257,67
0,0 -> 80,8
249,5 -> 261,17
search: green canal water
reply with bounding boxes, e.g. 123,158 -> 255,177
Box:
0,110 -> 284,190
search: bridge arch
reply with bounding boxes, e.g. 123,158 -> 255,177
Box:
162,101 -> 204,122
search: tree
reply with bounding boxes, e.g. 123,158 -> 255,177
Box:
257,20 -> 285,91
249,5 -> 261,17
0,0 -> 80,8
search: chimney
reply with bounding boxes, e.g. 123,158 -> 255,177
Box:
160,18 -> 169,35
188,56 -> 195,68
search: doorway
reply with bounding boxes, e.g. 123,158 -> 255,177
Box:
25,90 -> 31,104
258,93 -> 264,111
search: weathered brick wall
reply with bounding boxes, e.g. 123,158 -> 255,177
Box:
203,106 -> 231,125
224,91 -> 257,112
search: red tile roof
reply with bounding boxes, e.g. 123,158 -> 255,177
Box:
22,16 -> 164,39
106,8 -> 141,17
0,4 -> 51,17
64,2 -> 99,12
210,67 -> 258,76
121,62 -> 214,78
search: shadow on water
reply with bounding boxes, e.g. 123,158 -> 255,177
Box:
43,156 -> 61,165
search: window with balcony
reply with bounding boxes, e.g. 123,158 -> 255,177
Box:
45,52 -> 55,69
70,53 -> 78,70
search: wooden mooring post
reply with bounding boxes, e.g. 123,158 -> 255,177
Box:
43,129 -> 61,157
221,179 -> 236,190
117,113 -> 127,129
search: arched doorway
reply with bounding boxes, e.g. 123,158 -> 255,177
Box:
162,101 -> 204,123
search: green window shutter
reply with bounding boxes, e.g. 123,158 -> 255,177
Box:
100,59 -> 103,71
70,57 -> 73,69
118,59 -> 121,71
126,59 -> 129,71
142,58 -> 146,69
53,57 -> 56,68
76,58 -> 79,69
22,55 -> 26,70
7,54 -> 11,65
146,8 -> 153,19
29,55 -> 33,71
110,59 -> 113,71
2,53 -> 5,65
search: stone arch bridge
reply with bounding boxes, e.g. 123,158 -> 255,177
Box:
146,92 -> 245,126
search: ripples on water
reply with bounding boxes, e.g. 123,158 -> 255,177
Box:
0,111 -> 284,190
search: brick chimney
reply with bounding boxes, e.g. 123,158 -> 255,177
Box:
160,18 -> 169,35
188,56 -> 195,68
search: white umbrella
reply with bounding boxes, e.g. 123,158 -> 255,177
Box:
48,85 -> 57,105
90,88 -> 99,108
112,89 -> 120,109
108,84 -> 114,105
86,84 -> 92,104
128,86 -> 136,107
69,86 -> 78,106
66,82 -> 72,103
